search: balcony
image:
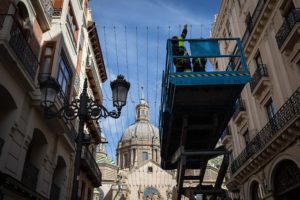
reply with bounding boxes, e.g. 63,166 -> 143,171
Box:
232,98 -> 247,125
241,0 -> 277,57
275,8 -> 300,52
81,146 -> 102,187
221,127 -> 232,146
31,0 -> 54,31
227,87 -> 300,189
0,14 -> 39,85
249,65 -> 270,98
22,161 -> 39,190
86,56 -> 103,105
0,172 -> 47,199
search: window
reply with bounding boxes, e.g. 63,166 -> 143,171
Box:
123,153 -> 129,168
40,42 -> 56,74
66,4 -> 78,45
254,51 -> 263,68
142,152 -> 148,161
226,20 -> 231,37
237,0 -> 241,8
148,166 -> 153,173
243,129 -> 250,145
57,52 -> 72,97
280,0 -> 295,18
245,13 -> 252,31
250,181 -> 263,200
265,99 -> 275,120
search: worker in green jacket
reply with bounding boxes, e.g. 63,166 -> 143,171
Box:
171,24 -> 192,72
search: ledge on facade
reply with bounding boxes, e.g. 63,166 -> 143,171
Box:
87,22 -> 107,82
31,0 -> 53,32
250,65 -> 270,98
85,60 -> 102,105
81,146 -> 102,187
86,119 -> 101,144
228,87 -> 300,188
0,171 -> 47,200
276,8 -> 300,52
221,127 -> 232,146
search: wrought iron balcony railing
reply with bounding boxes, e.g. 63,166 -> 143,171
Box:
0,14 -> 39,80
41,0 -> 54,23
21,161 -> 39,190
231,87 -> 300,174
241,0 -> 267,48
81,146 -> 102,187
232,98 -> 246,121
275,8 -> 300,49
249,65 -> 268,92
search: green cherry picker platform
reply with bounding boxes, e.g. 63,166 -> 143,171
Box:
159,38 -> 250,199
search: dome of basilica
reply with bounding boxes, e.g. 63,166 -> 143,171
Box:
121,121 -> 159,141
120,91 -> 159,142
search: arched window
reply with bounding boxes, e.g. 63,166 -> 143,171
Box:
15,2 -> 31,40
50,156 -> 67,200
22,129 -> 48,190
143,187 -> 160,200
250,181 -> 263,200
273,160 -> 300,199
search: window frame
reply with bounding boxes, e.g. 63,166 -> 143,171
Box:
265,98 -> 276,120
57,51 -> 73,98
243,129 -> 250,145
66,3 -> 79,46
254,50 -> 263,68
39,41 -> 56,74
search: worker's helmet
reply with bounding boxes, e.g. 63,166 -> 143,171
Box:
172,36 -> 178,45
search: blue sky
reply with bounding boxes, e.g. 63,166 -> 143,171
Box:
89,0 -> 221,160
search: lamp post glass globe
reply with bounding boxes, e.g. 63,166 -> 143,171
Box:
40,77 -> 60,108
110,75 -> 130,110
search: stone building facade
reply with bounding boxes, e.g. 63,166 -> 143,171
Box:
212,0 -> 300,199
0,0 -> 106,199
94,94 -> 221,200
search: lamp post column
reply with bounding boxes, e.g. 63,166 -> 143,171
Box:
71,79 -> 89,200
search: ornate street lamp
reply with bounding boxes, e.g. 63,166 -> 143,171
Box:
39,74 -> 130,200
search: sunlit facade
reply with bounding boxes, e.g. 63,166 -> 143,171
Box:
212,0 -> 300,199
0,0 -> 106,199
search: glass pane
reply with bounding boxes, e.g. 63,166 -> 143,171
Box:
45,47 -> 52,56
41,58 -> 51,74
